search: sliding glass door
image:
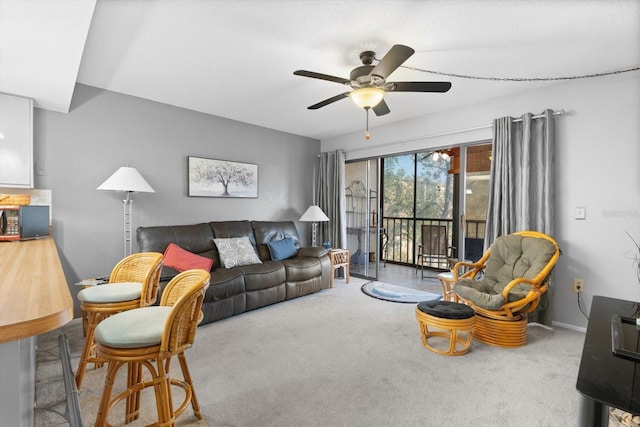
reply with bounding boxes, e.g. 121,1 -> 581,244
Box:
381,154 -> 415,264
344,143 -> 491,276
460,143 -> 492,262
382,152 -> 453,268
345,159 -> 380,279
379,143 -> 491,269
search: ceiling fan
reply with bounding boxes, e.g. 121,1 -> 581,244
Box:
293,44 -> 452,116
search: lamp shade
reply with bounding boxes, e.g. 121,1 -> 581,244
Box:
299,205 -> 329,222
97,167 -> 155,193
349,87 -> 385,109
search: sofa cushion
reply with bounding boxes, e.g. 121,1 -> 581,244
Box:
209,220 -> 256,240
163,243 -> 214,272
238,261 -> 286,291
298,246 -> 329,258
214,236 -> 262,268
281,257 -> 322,282
267,237 -> 298,261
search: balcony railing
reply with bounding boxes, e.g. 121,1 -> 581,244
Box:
381,216 -> 486,268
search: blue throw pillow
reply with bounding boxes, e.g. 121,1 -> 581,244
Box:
267,237 -> 298,261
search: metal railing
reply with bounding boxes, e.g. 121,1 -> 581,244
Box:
381,216 -> 486,267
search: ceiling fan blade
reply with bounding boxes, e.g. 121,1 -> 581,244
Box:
294,70 -> 351,85
370,44 -> 415,79
390,81 -> 452,93
308,92 -> 350,110
373,99 -> 390,116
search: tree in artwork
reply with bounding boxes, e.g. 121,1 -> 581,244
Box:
189,157 -> 257,197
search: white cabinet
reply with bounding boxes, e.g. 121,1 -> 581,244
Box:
0,93 -> 33,188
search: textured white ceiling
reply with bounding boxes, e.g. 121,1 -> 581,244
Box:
2,0 -> 639,140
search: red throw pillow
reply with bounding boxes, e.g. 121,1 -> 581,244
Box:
163,243 -> 213,272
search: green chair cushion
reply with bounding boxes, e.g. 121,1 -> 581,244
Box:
453,279 -> 508,310
453,235 -> 556,310
94,306 -> 173,348
77,282 -> 142,303
485,235 -> 556,285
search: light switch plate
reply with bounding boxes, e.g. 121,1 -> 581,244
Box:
575,207 -> 586,220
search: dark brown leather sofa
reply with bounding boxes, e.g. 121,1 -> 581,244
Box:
136,220 -> 331,326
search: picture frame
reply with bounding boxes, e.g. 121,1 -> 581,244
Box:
188,156 -> 258,198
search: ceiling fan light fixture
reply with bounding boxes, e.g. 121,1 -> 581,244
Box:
349,87 -> 385,109
432,151 -> 450,162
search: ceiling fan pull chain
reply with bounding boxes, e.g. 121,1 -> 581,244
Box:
365,107 -> 371,140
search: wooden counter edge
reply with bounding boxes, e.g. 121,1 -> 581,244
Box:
0,238 -> 75,344
0,307 -> 73,343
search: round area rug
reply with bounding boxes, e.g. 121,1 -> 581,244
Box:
361,281 -> 442,304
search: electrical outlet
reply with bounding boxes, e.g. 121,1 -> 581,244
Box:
573,278 -> 584,293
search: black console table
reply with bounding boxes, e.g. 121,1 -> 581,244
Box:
576,295 -> 640,426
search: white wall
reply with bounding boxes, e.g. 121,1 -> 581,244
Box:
34,84 -> 320,316
323,72 -> 640,329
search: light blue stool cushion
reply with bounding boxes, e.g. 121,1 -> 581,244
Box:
94,306 -> 173,348
438,272 -> 454,280
77,282 -> 142,303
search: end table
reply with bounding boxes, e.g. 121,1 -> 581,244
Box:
328,249 -> 350,288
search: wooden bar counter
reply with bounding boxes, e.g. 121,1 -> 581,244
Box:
0,238 -> 73,426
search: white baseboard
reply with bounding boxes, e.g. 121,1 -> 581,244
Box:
528,321 -> 553,330
551,320 -> 586,333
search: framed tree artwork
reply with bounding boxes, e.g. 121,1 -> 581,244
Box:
188,156 -> 258,198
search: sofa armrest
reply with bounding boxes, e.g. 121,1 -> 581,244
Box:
297,247 -> 329,258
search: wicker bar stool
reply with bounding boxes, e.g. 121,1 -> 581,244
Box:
75,252 -> 163,389
415,300 -> 475,356
93,269 -> 210,427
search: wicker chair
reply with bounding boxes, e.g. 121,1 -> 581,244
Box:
452,231 -> 560,348
75,252 -> 163,389
93,269 -> 210,426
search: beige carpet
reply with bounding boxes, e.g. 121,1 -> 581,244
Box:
36,277 -> 589,427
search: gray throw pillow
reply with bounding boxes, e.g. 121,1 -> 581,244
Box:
214,236 -> 262,268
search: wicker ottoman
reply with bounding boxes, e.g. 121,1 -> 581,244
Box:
415,300 -> 475,356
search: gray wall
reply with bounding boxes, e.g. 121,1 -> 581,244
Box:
324,72 -> 640,330
34,84 -> 320,316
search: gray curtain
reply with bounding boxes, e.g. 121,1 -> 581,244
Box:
485,109 -> 555,324
316,150 -> 346,249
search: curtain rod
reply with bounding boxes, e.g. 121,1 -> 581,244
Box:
345,109 -> 564,154
512,109 -> 564,123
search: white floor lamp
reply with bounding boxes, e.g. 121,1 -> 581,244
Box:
299,205 -> 329,247
98,166 -> 155,257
